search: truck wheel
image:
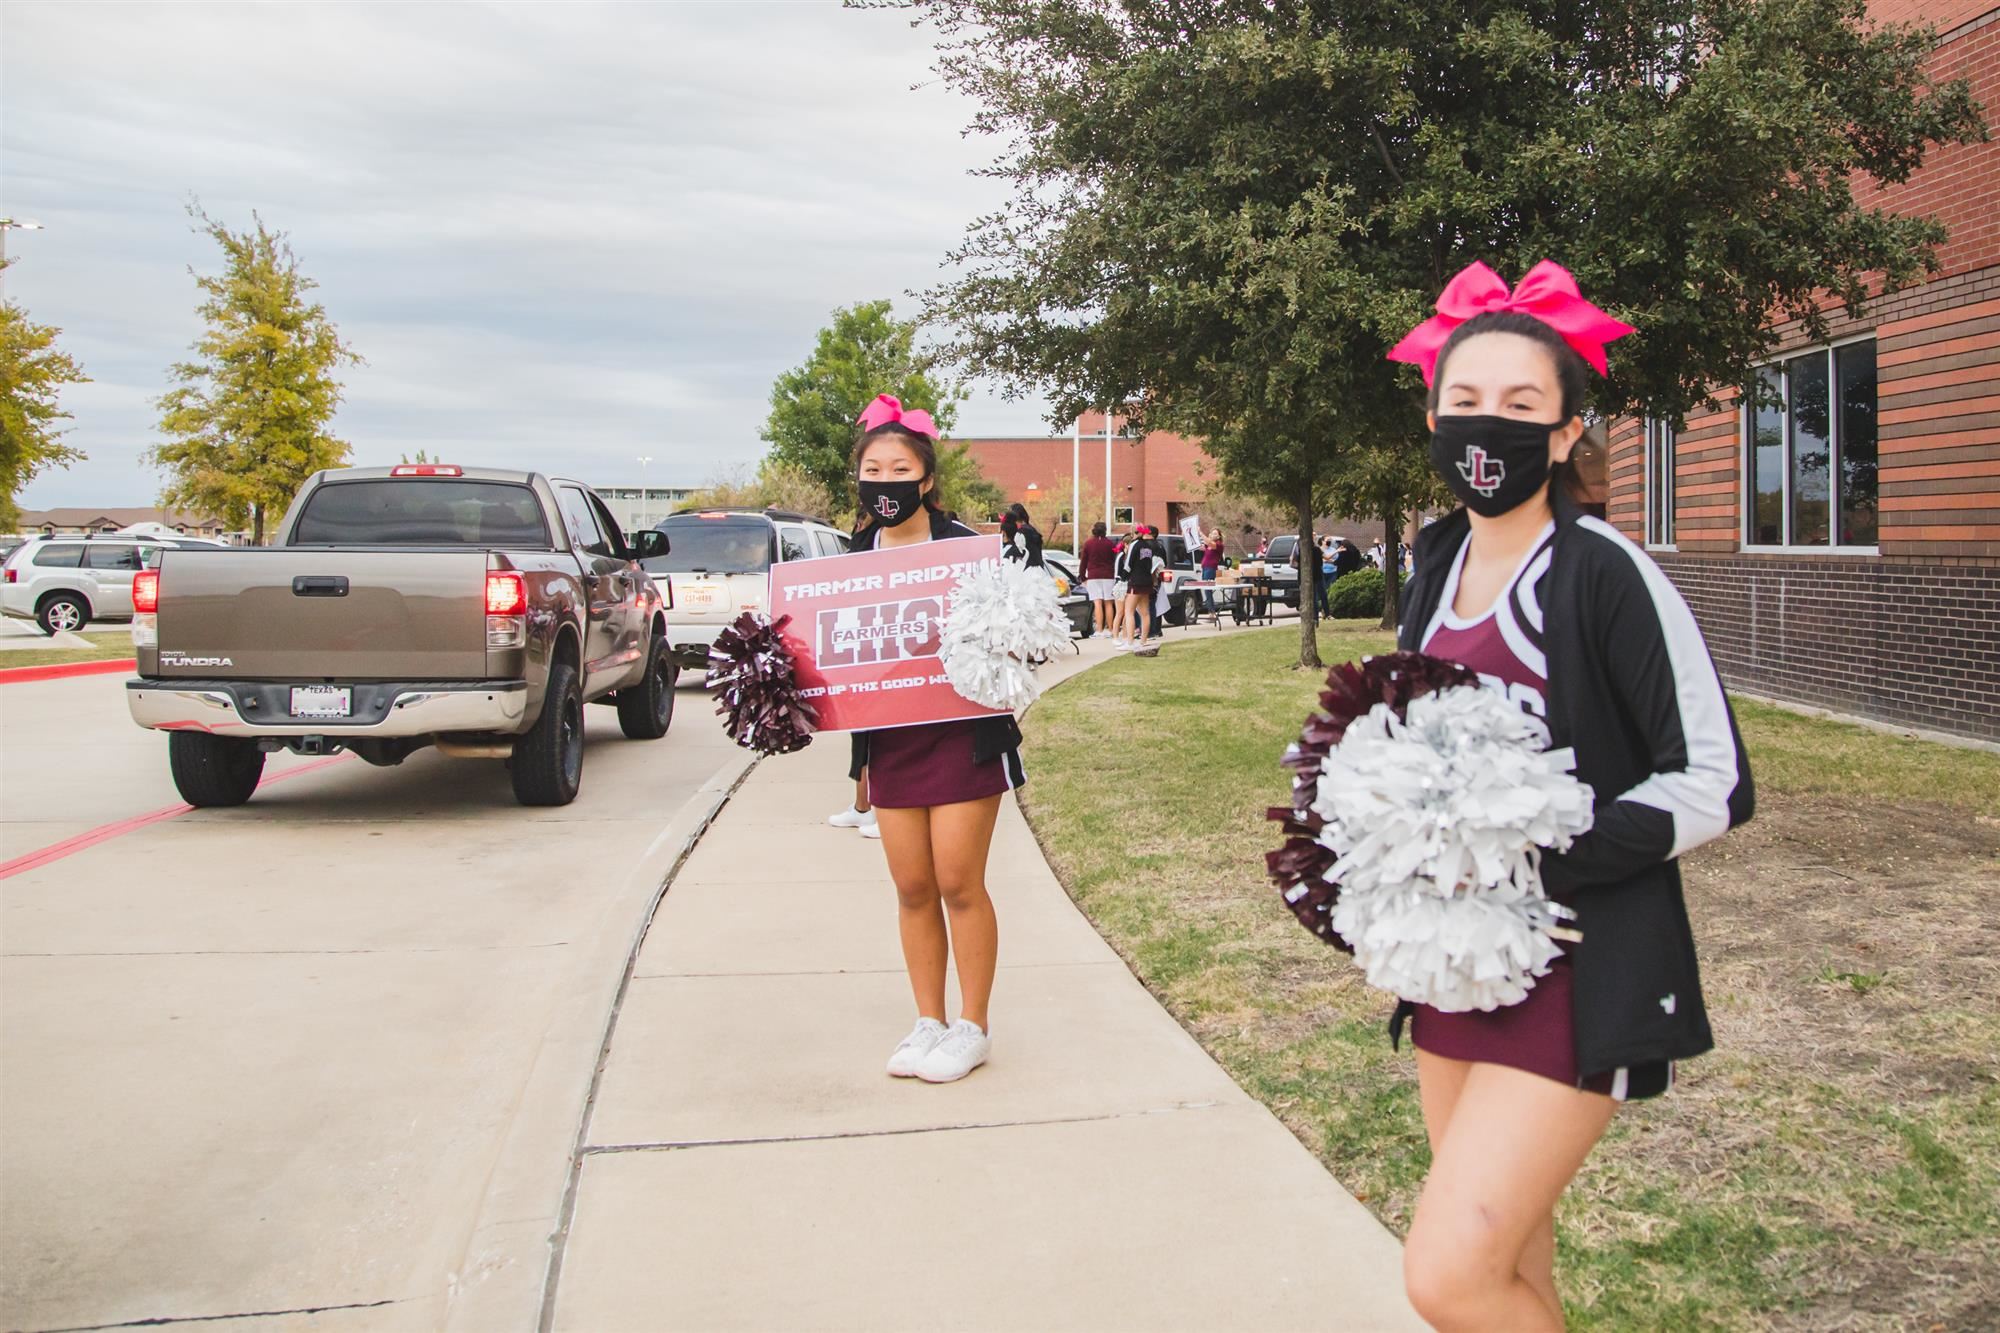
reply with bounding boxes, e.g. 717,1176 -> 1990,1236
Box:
512,661 -> 584,806
616,634 -> 676,740
168,732 -> 266,807
37,594 -> 87,636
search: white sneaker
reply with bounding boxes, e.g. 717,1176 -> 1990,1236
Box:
915,1019 -> 991,1083
860,821 -> 882,840
887,1017 -> 949,1077
829,805 -> 877,830
1113,638 -> 1130,651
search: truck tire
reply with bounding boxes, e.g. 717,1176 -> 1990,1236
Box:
37,594 -> 87,636
616,633 -> 676,740
512,661 -> 584,806
168,732 -> 266,807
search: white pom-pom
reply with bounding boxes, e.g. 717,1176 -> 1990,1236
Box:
1311,683 -> 1595,1012
937,557 -> 1073,713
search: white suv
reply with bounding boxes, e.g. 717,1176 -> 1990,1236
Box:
641,508 -> 852,670
2,534 -> 222,635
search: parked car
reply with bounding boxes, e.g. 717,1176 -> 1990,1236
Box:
1039,550 -> 1095,638
125,465 -> 674,808
3,533 -> 223,635
1260,533 -> 1304,610
643,507 -> 853,670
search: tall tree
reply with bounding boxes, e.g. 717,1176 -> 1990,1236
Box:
0,260 -> 89,530
906,0 -> 1984,659
763,299 -> 970,510
1323,442 -> 1451,630
150,206 -> 359,545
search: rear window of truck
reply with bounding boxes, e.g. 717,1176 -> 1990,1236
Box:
292,480 -> 551,546
645,517 -> 773,575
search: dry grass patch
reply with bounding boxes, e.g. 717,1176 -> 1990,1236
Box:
0,630 -> 135,670
1021,625 -> 1999,1331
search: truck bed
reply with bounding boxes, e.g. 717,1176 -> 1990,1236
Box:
149,547 -> 494,681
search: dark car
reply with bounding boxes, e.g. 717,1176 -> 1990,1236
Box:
1041,550 -> 1095,638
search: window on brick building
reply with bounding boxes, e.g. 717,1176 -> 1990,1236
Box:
1742,337 -> 1878,550
1113,506 -> 1135,525
1643,417 -> 1676,547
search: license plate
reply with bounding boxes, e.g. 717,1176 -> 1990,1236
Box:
290,686 -> 351,718
681,584 -> 717,607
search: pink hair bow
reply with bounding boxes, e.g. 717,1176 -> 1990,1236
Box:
856,393 -> 939,441
1387,260 -> 1634,386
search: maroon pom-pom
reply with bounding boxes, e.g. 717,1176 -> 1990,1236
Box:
707,611 -> 818,755
1266,651 -> 1480,948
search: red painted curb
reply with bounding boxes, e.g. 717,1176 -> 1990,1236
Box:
0,658 -> 138,685
0,754 -> 352,880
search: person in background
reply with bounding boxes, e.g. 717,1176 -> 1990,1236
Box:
1566,424 -> 1611,519
1125,525 -> 1161,655
1080,520 -> 1120,637
1000,501 -> 1045,567
1334,536 -> 1364,587
1316,535 -> 1338,620
1200,527 -> 1224,612
1368,539 -> 1385,570
1110,529 -> 1135,647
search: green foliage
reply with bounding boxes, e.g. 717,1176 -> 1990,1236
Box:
762,299 -> 966,510
1327,567 -> 1386,619
0,259 -> 89,529
149,204 -> 360,545
909,0 -> 1985,649
683,461 -> 850,528
933,438 -> 1006,521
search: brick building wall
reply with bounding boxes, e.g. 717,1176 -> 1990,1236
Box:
1606,4 -> 2000,740
954,411 -> 1215,534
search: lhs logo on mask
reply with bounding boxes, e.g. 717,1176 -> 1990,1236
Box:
874,495 -> 902,519
1457,446 -> 1504,496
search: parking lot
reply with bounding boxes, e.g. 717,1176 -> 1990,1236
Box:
0,668 -> 733,1331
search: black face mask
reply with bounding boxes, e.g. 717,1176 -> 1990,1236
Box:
1429,415 -> 1558,517
859,479 -> 925,528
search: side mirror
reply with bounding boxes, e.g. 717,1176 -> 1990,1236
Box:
631,530 -> 670,562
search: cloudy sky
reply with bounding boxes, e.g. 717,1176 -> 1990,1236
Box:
3,0 -> 1054,511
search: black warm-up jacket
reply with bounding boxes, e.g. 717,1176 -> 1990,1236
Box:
1394,490 -> 1755,1077
846,508 -> 1024,780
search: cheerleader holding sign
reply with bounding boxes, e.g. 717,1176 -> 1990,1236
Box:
1383,264 -> 1753,1330
844,395 -> 1025,1084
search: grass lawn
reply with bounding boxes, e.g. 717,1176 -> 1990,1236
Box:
0,630 -> 135,671
1021,623 -> 2000,1331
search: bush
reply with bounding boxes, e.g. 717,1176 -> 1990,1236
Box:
1326,568 -> 1384,619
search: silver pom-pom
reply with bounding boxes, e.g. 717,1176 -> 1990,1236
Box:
1310,684 -> 1595,1012
936,557 -> 1073,713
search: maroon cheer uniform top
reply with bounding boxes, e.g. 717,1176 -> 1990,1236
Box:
1413,523 -> 1669,1101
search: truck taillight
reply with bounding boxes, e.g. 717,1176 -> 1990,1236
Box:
391,464 -> 464,477
133,570 -> 160,613
4,568 -> 15,583
485,572 -> 526,616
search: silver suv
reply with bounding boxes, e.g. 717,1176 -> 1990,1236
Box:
2,534 -> 224,635
643,507 -> 852,670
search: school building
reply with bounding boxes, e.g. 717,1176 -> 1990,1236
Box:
954,411 -> 1214,540
1605,0 -> 1999,743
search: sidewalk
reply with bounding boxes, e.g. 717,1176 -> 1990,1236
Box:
548,633 -> 1423,1331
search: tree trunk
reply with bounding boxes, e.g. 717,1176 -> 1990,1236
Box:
252,504 -> 266,548
1379,506 -> 1401,632
1297,483 -> 1322,669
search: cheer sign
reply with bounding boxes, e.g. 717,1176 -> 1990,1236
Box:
769,535 -> 1011,733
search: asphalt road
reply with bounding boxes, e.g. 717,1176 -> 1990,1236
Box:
0,669 -> 736,1331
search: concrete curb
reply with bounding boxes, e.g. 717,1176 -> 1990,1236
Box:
0,658 -> 135,685
440,745 -> 760,1333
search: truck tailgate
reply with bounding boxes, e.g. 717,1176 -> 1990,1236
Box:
154,549 -> 492,680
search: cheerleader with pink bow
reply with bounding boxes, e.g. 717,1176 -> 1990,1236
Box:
1382,263 -> 1753,1330
842,394 -> 1024,1085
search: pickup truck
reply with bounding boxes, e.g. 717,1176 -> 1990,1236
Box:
125,465 -> 676,808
